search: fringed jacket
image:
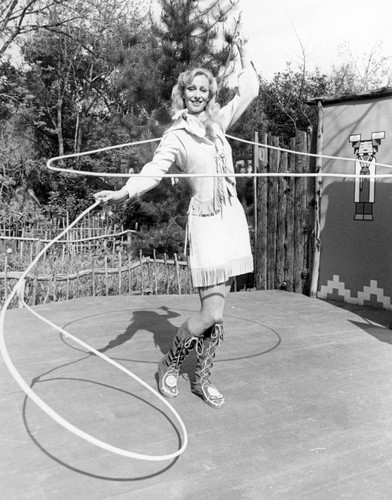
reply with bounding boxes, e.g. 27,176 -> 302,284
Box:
123,66 -> 259,216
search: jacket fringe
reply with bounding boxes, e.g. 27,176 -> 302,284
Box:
188,196 -> 225,217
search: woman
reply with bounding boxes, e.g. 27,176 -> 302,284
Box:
94,37 -> 259,409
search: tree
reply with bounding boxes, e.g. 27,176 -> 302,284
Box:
1,1 -> 150,218
114,0 -> 240,129
0,0 -> 75,59
18,1 -> 147,157
0,60 -> 43,209
151,0 -> 240,97
330,40 -> 392,94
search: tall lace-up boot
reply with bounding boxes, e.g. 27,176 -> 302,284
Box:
191,323 -> 225,409
157,322 -> 197,398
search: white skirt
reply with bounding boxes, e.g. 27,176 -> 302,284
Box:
188,196 -> 253,287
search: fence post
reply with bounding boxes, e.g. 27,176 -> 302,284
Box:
126,231 -> 132,252
267,135 -> 279,289
253,130 -> 259,261
286,138 -> 296,292
293,130 -> 308,293
104,256 -> 109,296
4,254 -> 8,303
32,267 -> 38,305
43,276 -> 52,304
146,256 -> 152,294
255,133 -> 268,289
29,242 -> 34,264
276,151 -> 288,290
164,253 -> 170,294
43,232 -> 48,264
139,250 -> 145,294
310,102 -> 323,297
53,270 -> 57,302
128,253 -> 131,295
118,251 -> 122,294
76,269 -> 80,298
153,249 -> 158,295
174,253 -> 181,295
20,227 -> 24,257
92,257 -> 96,297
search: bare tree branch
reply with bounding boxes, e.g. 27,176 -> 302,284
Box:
0,0 -> 75,58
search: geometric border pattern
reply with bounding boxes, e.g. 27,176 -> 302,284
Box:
318,274 -> 392,310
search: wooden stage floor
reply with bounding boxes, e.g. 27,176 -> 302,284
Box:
1,291 -> 392,500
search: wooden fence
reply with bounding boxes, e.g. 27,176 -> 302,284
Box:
0,211 -> 130,257
253,130 -> 315,293
1,250 -> 193,309
1,129 -> 316,305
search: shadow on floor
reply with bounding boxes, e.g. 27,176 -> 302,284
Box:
348,319 -> 392,345
324,299 -> 392,344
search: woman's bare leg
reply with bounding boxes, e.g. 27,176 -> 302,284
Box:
187,278 -> 232,336
157,278 -> 232,401
186,279 -> 232,408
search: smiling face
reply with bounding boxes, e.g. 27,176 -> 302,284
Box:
183,74 -> 210,115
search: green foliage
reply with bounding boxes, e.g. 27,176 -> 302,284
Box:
1,241 -> 192,308
150,0 -> 238,96
133,220 -> 186,259
113,0 -> 239,129
257,64 -> 330,141
9,0 -> 389,260
0,202 -> 47,228
45,174 -> 96,219
123,179 -> 190,228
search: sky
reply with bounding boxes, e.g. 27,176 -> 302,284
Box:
238,0 -> 392,80
8,0 -> 392,84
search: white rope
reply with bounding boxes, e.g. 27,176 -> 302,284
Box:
0,229 -> 136,244
46,138 -> 161,177
2,129 -> 391,463
0,200 -> 188,461
45,134 -> 392,179
225,134 -> 392,171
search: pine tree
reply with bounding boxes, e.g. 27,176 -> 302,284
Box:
115,0 -> 240,127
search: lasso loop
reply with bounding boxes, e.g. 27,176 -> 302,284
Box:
2,130 -> 392,463
46,134 -> 392,178
0,200 -> 188,462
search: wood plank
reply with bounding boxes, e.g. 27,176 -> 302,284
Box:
267,135 -> 279,289
285,139 -> 296,291
2,293 -> 392,499
255,134 -> 268,290
293,131 -> 307,292
276,150 -> 288,289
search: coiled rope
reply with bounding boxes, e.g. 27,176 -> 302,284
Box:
0,200 -> 188,462
1,131 -> 391,463
45,135 -> 392,179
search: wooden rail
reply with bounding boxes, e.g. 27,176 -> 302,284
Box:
1,252 -> 192,309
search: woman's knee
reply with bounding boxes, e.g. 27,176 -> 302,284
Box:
200,309 -> 223,327
197,281 -> 230,328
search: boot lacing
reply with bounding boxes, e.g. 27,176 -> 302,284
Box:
198,324 -> 224,386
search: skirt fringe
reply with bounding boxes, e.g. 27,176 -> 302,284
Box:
191,256 -> 254,288
188,196 -> 253,288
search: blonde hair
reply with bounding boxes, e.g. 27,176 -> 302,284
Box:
171,68 -> 222,139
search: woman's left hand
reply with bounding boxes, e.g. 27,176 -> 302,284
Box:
234,31 -> 248,49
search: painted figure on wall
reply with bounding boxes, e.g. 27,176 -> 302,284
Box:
349,131 -> 385,221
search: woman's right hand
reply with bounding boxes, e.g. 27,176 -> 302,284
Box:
94,188 -> 129,206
